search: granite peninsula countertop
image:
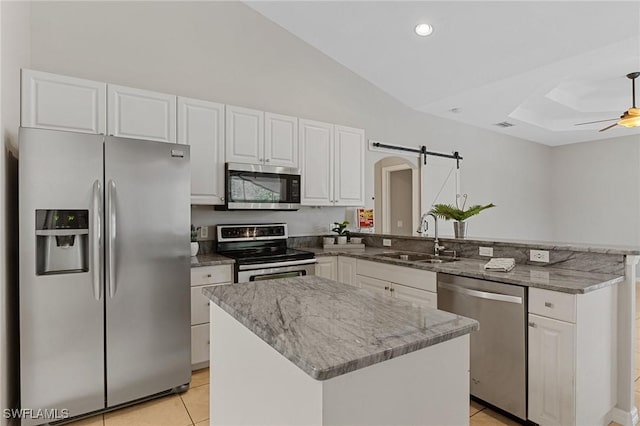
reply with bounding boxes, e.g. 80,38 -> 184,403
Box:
190,253 -> 235,267
305,247 -> 624,294
203,275 -> 478,380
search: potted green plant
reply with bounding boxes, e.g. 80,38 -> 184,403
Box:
331,220 -> 350,245
191,225 -> 199,257
431,194 -> 495,238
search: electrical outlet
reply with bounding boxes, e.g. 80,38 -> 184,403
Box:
479,247 -> 493,257
383,239 -> 392,247
530,249 -> 549,263
199,226 -> 208,239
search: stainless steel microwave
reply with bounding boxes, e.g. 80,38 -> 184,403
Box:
221,162 -> 301,210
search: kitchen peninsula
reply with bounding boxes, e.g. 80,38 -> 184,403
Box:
203,275 -> 478,426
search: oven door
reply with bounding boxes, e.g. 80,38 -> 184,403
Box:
225,162 -> 300,210
237,259 -> 316,283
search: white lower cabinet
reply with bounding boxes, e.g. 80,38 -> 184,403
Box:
191,264 -> 233,370
337,256 -> 357,286
528,314 -> 575,426
527,286 -> 616,426
393,282 -> 437,309
315,256 -> 337,281
355,259 -> 437,309
191,323 -> 210,367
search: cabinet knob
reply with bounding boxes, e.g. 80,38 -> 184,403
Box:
207,301 -> 210,306
389,288 -> 395,292
265,158 -> 270,162
544,302 -> 554,308
207,274 -> 212,278
384,286 -> 390,290
528,321 -> 537,328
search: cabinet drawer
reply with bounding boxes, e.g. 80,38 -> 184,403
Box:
191,323 -> 210,366
191,265 -> 232,286
191,286 -> 211,325
356,259 -> 436,292
393,284 -> 437,310
529,288 -> 576,323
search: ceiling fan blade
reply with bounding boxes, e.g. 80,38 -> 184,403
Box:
599,122 -> 619,132
574,118 -> 619,126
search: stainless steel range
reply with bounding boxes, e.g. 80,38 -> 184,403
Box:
216,224 -> 316,283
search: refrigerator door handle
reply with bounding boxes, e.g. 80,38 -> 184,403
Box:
92,180 -> 103,301
107,179 -> 117,298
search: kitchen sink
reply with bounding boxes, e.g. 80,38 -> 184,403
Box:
375,252 -> 458,263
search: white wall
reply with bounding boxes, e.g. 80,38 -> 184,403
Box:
29,1 -> 554,240
0,1 -> 30,423
550,134 -> 640,247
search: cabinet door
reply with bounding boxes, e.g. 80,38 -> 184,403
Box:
392,283 -> 437,309
299,119 -> 334,206
334,125 -> 365,206
178,97 -> 225,205
21,69 -> 106,134
337,256 -> 357,286
356,275 -> 390,297
191,285 -> 211,326
265,112 -> 298,168
108,85 -> 176,142
315,257 -> 337,281
225,105 -> 264,164
191,323 -> 210,367
528,314 -> 575,426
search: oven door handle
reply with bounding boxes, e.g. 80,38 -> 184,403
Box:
238,258 -> 317,271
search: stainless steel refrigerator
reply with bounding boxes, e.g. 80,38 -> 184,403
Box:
19,127 -> 191,425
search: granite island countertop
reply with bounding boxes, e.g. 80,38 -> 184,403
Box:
305,247 -> 624,294
203,275 -> 478,381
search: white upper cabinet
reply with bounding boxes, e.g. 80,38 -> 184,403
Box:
334,125 -> 365,206
21,69 -> 106,134
225,105 -> 264,164
177,97 -> 225,205
264,112 -> 298,168
299,120 -> 365,206
299,119 -> 334,206
108,84 -> 176,143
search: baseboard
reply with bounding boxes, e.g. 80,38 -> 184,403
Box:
612,406 -> 639,426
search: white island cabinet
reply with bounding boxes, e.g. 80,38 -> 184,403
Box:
205,276 -> 477,426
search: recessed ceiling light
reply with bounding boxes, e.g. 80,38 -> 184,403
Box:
415,23 -> 433,37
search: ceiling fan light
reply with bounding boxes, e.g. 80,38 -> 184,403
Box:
618,108 -> 640,128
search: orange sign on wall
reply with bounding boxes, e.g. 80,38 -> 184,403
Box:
357,208 -> 374,229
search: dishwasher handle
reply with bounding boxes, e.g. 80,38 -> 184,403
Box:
438,282 -> 523,304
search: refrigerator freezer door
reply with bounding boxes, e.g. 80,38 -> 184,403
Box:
19,128 -> 105,424
104,136 -> 190,406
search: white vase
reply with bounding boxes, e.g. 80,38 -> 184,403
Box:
190,242 -> 199,257
350,237 -> 362,244
336,236 -> 347,245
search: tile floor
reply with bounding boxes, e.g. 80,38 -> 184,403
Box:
68,287 -> 640,426
67,368 -> 209,426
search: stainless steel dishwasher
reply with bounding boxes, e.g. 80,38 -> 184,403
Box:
437,273 -> 527,421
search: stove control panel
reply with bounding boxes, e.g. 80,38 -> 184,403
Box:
217,223 -> 287,242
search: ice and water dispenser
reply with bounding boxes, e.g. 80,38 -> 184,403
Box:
35,209 -> 89,275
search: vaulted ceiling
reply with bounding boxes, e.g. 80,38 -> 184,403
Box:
246,1 -> 640,146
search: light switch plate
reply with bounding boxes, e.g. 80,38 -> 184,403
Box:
479,247 -> 493,257
199,226 -> 208,239
383,239 -> 392,247
530,249 -> 549,263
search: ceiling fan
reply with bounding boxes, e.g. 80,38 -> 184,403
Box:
574,72 -> 640,132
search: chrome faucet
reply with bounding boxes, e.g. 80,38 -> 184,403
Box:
417,212 -> 446,256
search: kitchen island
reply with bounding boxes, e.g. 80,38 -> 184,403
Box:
203,275 -> 478,426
